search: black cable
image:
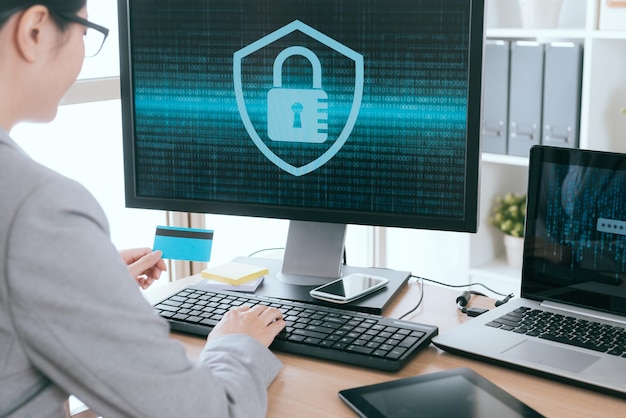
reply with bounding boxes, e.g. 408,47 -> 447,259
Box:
247,247 -> 347,264
456,290 -> 487,306
495,293 -> 515,306
247,247 -> 285,257
398,276 -> 424,320
416,275 -> 511,298
397,274 -> 514,320
456,290 -> 490,317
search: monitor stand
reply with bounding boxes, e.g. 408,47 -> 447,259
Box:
233,220 -> 411,314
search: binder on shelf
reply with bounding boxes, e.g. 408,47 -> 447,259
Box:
542,42 -> 583,149
482,40 -> 510,155
507,41 -> 544,158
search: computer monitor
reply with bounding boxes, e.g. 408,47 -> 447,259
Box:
118,0 -> 484,307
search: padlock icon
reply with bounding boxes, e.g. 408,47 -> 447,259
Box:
267,46 -> 328,143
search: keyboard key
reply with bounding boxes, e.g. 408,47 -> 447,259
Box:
346,345 -> 374,355
332,342 -> 348,350
386,347 -> 407,360
494,318 -> 520,327
398,336 -> 419,348
155,304 -> 178,312
288,335 -> 306,343
293,329 -> 327,340
304,337 -> 322,345
186,316 -> 202,323
200,318 -> 219,327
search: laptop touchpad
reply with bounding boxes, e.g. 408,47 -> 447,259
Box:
503,340 -> 601,374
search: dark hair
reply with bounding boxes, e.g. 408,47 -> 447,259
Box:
0,0 -> 86,30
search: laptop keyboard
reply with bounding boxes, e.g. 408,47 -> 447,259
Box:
487,306 -> 626,357
154,286 -> 438,372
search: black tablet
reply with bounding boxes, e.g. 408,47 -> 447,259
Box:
338,368 -> 545,418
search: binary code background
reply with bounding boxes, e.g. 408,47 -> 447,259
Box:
128,0 -> 473,219
537,163 -> 626,280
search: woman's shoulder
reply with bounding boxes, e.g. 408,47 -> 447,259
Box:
1,146 -> 106,227
2,147 -> 78,200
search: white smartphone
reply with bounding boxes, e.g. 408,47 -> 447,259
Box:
309,273 -> 389,304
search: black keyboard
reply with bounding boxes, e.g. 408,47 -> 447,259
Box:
487,307 -> 626,356
154,286 -> 438,371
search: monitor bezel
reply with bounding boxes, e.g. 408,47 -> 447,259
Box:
118,0 -> 484,233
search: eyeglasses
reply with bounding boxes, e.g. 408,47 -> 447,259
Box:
57,13 -> 109,57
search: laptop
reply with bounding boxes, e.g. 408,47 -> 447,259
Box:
432,145 -> 626,397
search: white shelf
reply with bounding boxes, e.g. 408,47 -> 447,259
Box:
470,258 -> 520,281
470,0 -> 625,292
469,258 -> 522,295
482,153 -> 529,167
592,30 -> 626,40
486,28 -> 587,39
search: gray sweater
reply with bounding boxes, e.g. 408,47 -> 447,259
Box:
0,129 -> 282,417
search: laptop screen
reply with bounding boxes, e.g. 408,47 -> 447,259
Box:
523,146 -> 626,317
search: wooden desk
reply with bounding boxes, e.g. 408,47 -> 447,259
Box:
145,277 -> 626,417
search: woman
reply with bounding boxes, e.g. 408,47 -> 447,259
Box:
0,2 -> 285,417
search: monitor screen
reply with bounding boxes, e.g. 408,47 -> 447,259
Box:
118,0 -> 484,294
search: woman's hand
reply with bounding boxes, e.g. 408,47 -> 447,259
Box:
207,305 -> 285,348
119,248 -> 167,289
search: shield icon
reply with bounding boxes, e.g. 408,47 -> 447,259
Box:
234,20 -> 364,177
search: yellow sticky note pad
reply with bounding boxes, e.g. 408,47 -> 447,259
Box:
201,262 -> 269,286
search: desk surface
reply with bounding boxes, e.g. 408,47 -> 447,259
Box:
145,277 -> 626,417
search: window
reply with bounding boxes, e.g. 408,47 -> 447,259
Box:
79,1 -> 119,80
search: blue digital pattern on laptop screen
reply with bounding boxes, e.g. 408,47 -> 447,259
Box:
128,0 -> 472,218
524,158 -> 626,313
537,163 -> 626,281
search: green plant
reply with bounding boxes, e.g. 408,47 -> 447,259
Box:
490,193 -> 526,237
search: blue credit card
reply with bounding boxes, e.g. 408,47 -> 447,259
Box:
152,226 -> 213,262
